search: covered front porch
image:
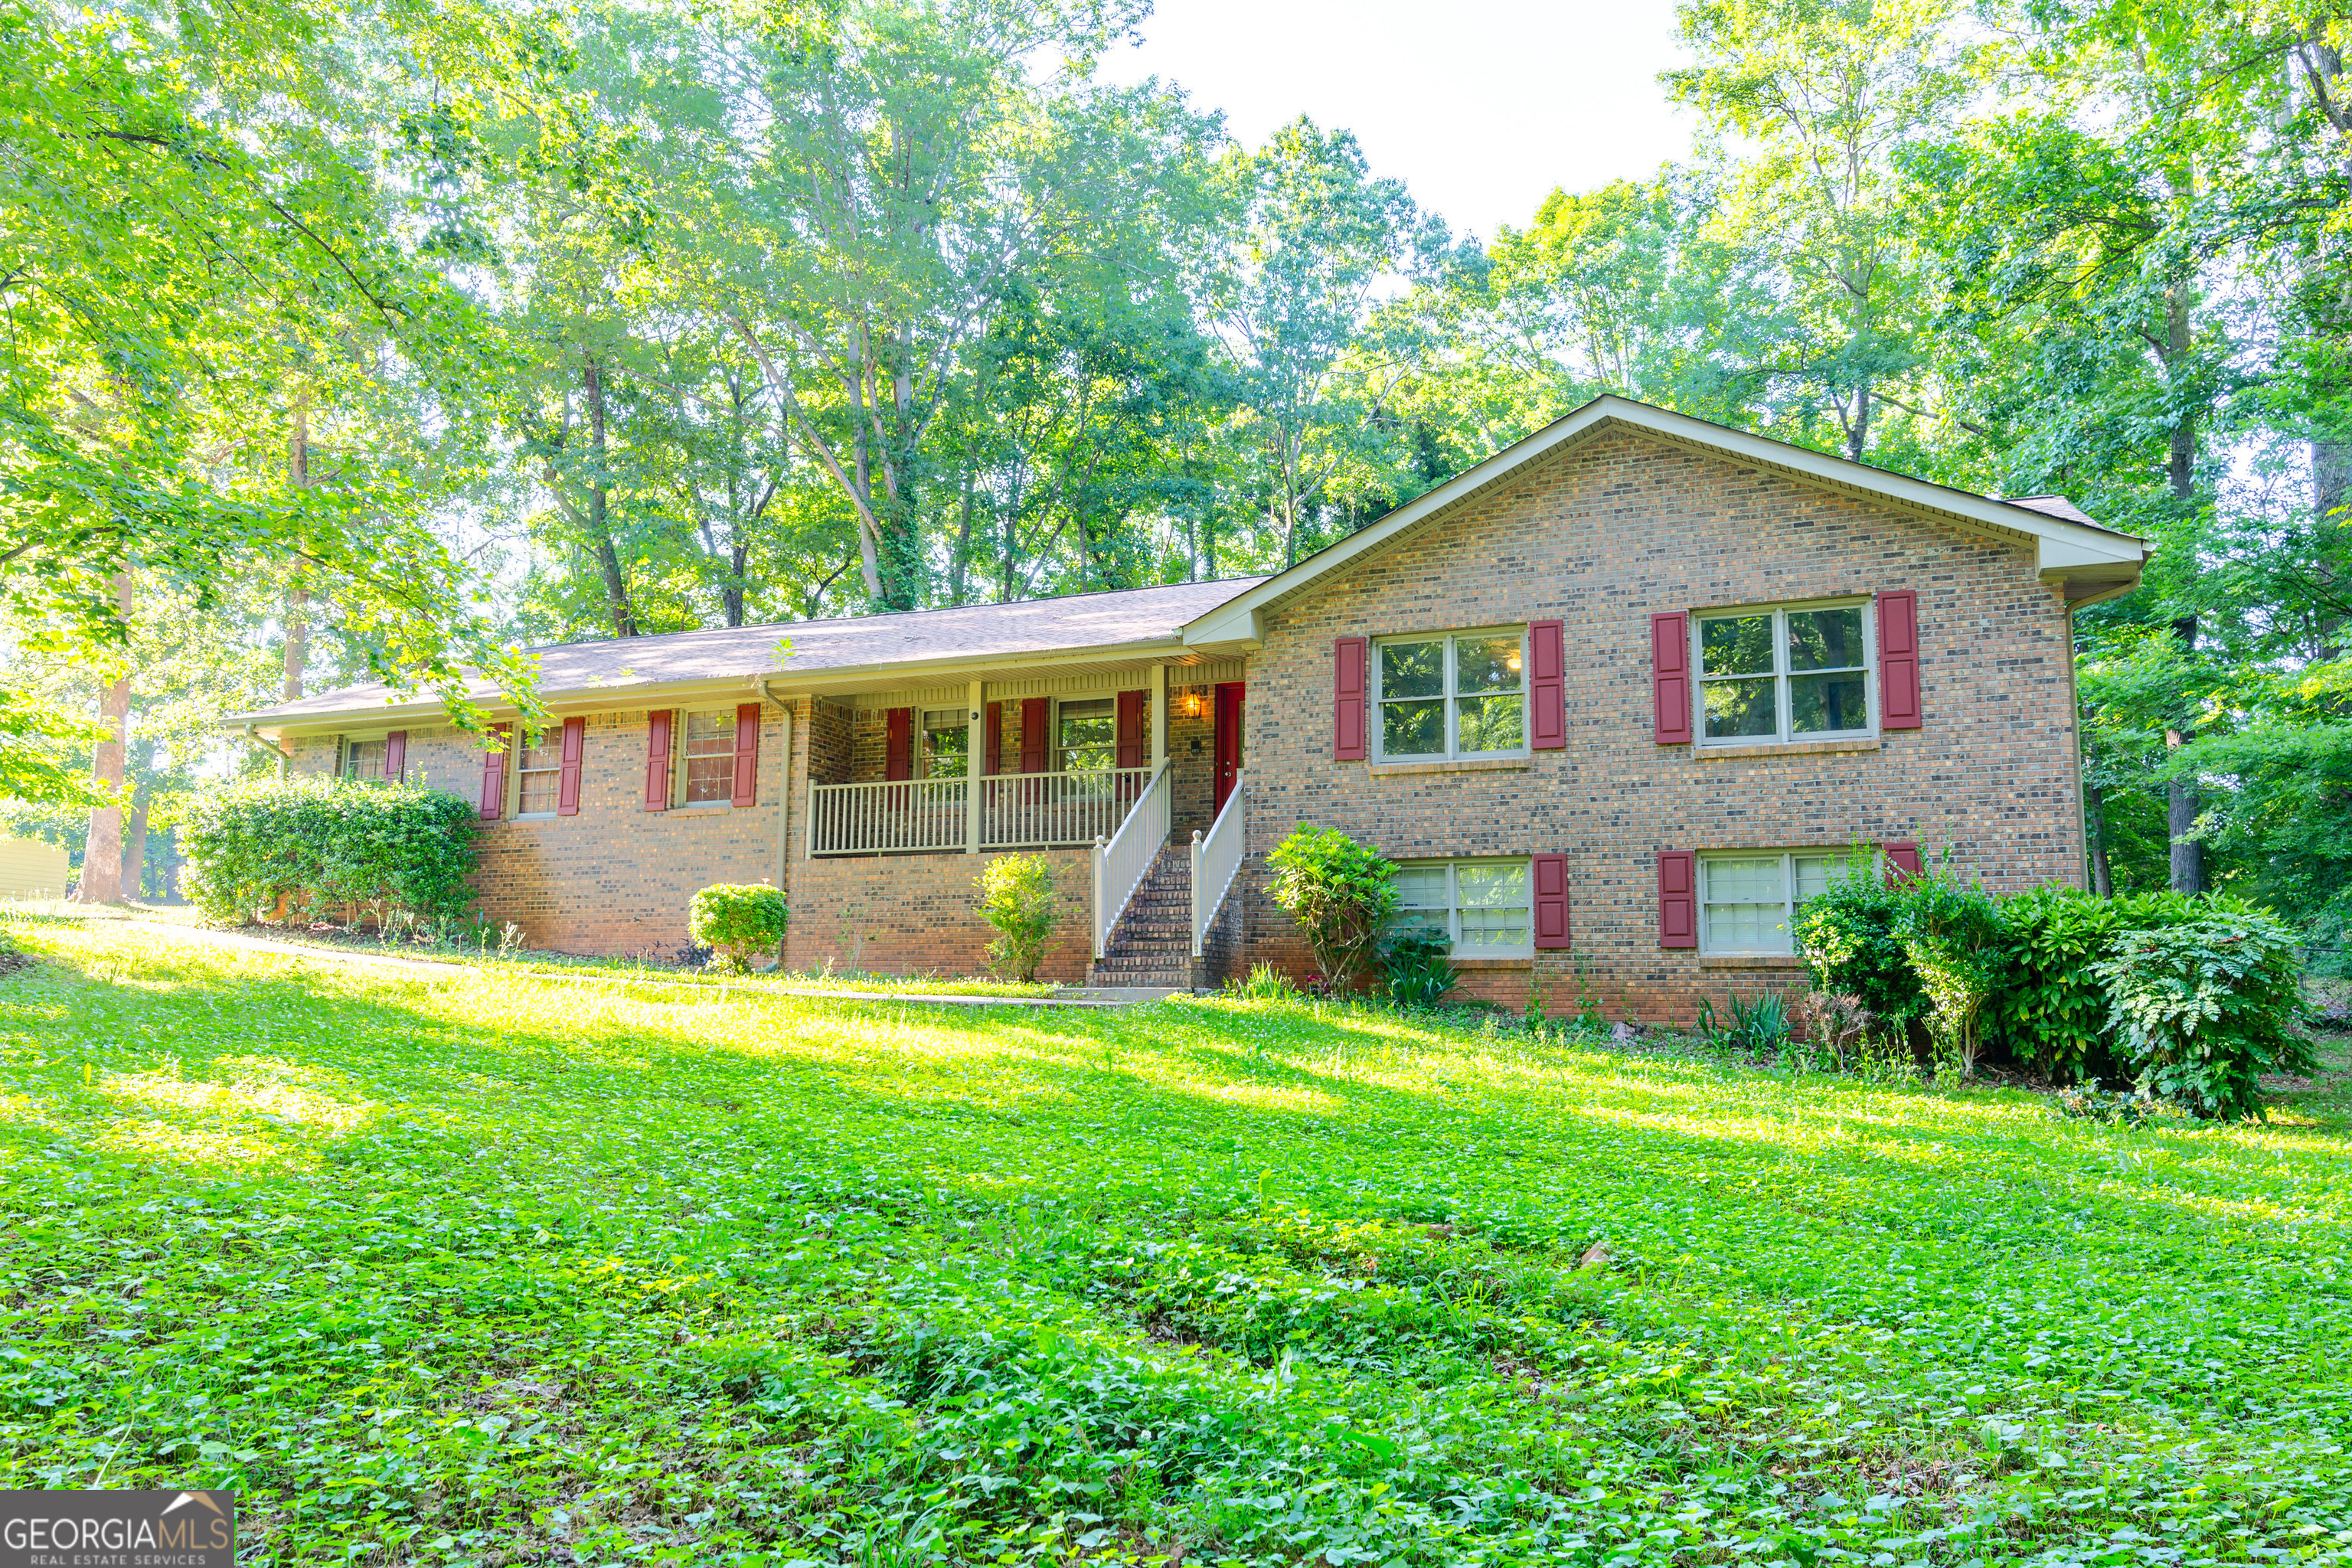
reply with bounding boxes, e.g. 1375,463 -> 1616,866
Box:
789,658 -> 1248,971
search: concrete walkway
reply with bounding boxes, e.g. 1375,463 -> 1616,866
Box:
112,920 -> 1168,1008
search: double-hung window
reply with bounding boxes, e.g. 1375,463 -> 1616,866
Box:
681,710 -> 736,804
1697,850 -> 1860,954
1395,859 -> 1533,958
1697,600 -> 1872,743
1057,697 -> 1116,773
920,708 -> 969,778
515,730 -> 564,817
342,737 -> 387,781
1375,629 -> 1527,760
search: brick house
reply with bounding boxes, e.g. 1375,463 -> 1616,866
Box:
230,397 -> 2146,1018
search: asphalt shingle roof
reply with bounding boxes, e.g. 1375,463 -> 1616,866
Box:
237,577 -> 1267,724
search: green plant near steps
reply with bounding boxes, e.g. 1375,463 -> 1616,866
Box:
181,776 -> 479,924
1225,961 -> 1297,1001
688,883 -> 789,973
975,854 -> 1060,982
1266,825 -> 1398,989
1378,924 -> 1457,1008
2092,910 -> 2316,1120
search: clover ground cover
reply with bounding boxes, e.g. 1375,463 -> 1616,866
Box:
0,920 -> 2347,1566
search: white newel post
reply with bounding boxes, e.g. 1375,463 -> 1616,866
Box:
1190,828 -> 1205,959
1091,835 -> 1106,959
964,678 -> 984,854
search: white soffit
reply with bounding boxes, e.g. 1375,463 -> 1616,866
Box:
1180,396 -> 2150,648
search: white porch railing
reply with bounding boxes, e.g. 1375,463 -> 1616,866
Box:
805,766 -> 1156,857
983,766 -> 1152,851
1191,771 -> 1246,957
1092,761 -> 1171,959
806,777 -> 969,855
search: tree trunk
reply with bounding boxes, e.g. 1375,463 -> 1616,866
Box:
2085,778 -> 2115,897
583,354 -> 639,639
159,827 -> 183,904
2167,282 -> 2197,501
2167,613 -> 2204,895
1847,380 -> 1871,465
75,571 -> 134,904
122,761 -> 153,903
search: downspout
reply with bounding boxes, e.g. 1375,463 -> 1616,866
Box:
242,725 -> 293,780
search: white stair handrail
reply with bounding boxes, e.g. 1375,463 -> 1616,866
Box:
1091,760 -> 1171,959
1191,772 -> 1246,957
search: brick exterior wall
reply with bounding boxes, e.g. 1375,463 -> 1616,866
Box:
1236,426 -> 2086,1023
783,848 -> 1095,981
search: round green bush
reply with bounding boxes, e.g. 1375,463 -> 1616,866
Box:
181,776 -> 480,923
689,882 -> 789,972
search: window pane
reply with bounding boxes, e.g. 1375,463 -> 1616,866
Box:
1455,636 -> 1523,694
1700,615 -> 1775,677
1704,900 -> 1788,952
1382,699 -> 1445,756
1792,670 -> 1868,733
1705,857 -> 1783,903
923,710 -> 969,777
1704,857 -> 1788,953
1788,606 -> 1864,671
1456,862 -> 1527,907
1394,864 -> 1449,911
1056,697 -> 1116,771
1703,677 -> 1777,739
1458,904 -> 1528,949
1380,640 -> 1444,699
1792,855 -> 1839,903
1455,694 -> 1524,753
684,711 -> 734,802
345,740 -> 384,779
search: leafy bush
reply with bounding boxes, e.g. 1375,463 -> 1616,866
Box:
1697,992 -> 1791,1055
1225,962 -> 1298,1001
1379,924 -> 1458,1008
688,883 -> 789,973
1792,856 -> 1925,1029
1891,865 -> 2004,1079
1979,886 -> 2204,1080
182,776 -> 479,923
2091,910 -> 2316,1120
1266,825 -> 1397,988
976,854 -> 1060,982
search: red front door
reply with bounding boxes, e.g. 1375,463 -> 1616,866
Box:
1212,681 -> 1244,814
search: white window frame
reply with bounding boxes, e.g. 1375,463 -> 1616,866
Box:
1697,849 -> 1870,956
1691,597 -> 1876,746
916,707 -> 971,779
1370,626 -> 1530,763
675,706 -> 738,811
512,725 -> 565,820
339,734 -> 391,782
1053,692 -> 1122,775
1393,858 -> 1536,960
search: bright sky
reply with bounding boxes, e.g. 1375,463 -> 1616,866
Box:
1096,0 -> 1698,242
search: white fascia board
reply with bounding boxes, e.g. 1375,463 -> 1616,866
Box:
1178,396 -> 2151,636
1178,604 -> 1264,653
223,674 -> 765,737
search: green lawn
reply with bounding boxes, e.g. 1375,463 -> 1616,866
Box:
2,920 -> 2348,1568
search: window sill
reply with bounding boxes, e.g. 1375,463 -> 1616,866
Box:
1695,737 -> 1879,760
675,802 -> 733,812
513,812 -> 557,822
1451,955 -> 1534,969
1699,953 -> 1807,969
1366,757 -> 1530,779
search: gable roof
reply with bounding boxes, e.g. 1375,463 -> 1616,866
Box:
232,577 -> 1267,730
1180,395 -> 2148,653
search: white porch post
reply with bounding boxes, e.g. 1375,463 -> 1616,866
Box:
1150,662 -> 1168,773
964,678 -> 984,854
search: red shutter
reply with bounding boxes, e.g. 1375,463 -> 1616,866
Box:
1020,697 -> 1050,773
1334,636 -> 1367,760
884,707 -> 913,782
556,716 -> 586,816
1878,590 -> 1921,730
644,710 -> 672,812
1658,849 -> 1697,948
1116,688 -> 1147,769
1529,620 -> 1566,750
1531,852 -> 1572,949
730,703 -> 760,807
1651,612 -> 1692,745
985,701 -> 1002,774
479,724 -> 508,821
384,730 -> 406,782
1883,839 -> 1923,883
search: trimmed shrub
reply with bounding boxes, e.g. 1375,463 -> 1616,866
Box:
2092,909 -> 2315,1120
1267,825 -> 1397,988
1793,856 -> 1924,1029
1892,867 -> 2004,1078
689,883 -> 789,972
976,854 -> 1059,982
182,777 -> 478,923
1978,886 -> 2203,1081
